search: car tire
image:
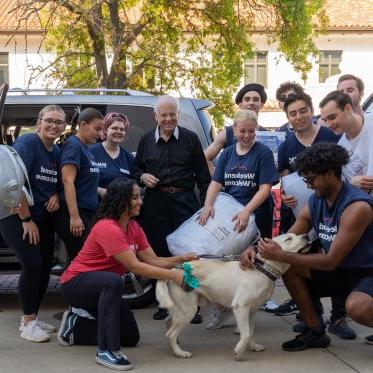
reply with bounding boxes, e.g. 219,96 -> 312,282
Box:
122,272 -> 156,309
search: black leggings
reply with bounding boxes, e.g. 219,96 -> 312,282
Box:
61,271 -> 140,351
53,202 -> 95,261
0,214 -> 55,315
254,207 -> 274,239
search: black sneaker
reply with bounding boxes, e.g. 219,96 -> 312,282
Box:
274,299 -> 299,316
292,317 -> 326,333
57,310 -> 77,347
96,350 -> 133,370
282,329 -> 331,352
153,308 -> 168,320
365,335 -> 373,345
328,318 -> 356,340
190,311 -> 203,324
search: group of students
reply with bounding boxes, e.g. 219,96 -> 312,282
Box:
0,73 -> 372,371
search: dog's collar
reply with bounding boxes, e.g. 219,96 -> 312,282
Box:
255,258 -> 281,282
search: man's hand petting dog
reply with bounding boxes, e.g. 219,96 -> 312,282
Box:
258,238 -> 284,261
239,246 -> 257,270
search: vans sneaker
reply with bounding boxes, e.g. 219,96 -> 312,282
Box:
96,350 -> 134,371
206,306 -> 232,330
19,316 -> 56,333
20,319 -> 50,343
57,310 -> 77,346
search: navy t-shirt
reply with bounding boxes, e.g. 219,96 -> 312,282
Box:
309,182 -> 373,270
213,142 -> 278,210
60,136 -> 100,210
278,126 -> 340,173
90,143 -> 134,188
13,133 -> 60,222
224,126 -> 236,148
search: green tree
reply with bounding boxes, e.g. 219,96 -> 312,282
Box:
12,0 -> 327,127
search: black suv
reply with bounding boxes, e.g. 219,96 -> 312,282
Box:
0,88 -> 215,307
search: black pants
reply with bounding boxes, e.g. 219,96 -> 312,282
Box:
61,271 -> 139,351
254,207 -> 274,239
0,214 -> 55,315
53,202 -> 95,261
279,205 -> 296,234
139,189 -> 200,257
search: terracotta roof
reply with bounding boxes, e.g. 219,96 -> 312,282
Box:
0,0 -> 42,32
0,0 -> 372,33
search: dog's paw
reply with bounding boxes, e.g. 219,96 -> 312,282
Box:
176,350 -> 192,358
248,343 -> 265,352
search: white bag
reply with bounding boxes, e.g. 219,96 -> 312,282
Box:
0,145 -> 33,219
167,192 -> 259,257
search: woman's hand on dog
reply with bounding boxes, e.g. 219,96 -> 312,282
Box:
258,238 -> 283,260
172,269 -> 184,286
239,246 -> 257,270
181,252 -> 199,262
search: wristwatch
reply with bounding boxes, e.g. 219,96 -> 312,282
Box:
21,216 -> 32,223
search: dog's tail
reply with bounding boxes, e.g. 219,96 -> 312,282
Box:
156,280 -> 174,309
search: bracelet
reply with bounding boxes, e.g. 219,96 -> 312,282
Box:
21,216 -> 32,223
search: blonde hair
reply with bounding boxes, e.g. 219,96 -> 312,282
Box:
233,109 -> 258,126
37,104 -> 66,123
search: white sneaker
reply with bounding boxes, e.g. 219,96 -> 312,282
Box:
206,306 -> 232,330
20,319 -> 50,342
19,316 -> 56,333
261,299 -> 278,312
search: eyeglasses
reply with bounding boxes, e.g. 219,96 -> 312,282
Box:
42,118 -> 65,126
302,174 -> 318,185
279,92 -> 296,102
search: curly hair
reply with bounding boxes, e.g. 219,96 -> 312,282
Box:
276,81 -> 304,101
295,142 -> 349,179
92,178 -> 137,226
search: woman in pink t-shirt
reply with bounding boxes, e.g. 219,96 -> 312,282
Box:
58,179 -> 197,371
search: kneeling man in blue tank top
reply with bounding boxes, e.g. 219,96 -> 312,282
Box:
240,142 -> 373,351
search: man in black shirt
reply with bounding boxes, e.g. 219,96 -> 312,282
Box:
134,95 -> 211,321
134,95 -> 210,257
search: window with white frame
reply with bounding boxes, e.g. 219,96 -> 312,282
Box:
0,53 -> 9,85
244,51 -> 267,88
319,51 -> 342,83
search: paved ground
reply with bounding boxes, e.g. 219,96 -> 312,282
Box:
0,283 -> 371,373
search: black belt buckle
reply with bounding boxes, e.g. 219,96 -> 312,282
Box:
169,186 -> 176,193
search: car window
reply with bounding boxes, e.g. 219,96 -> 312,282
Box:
106,105 -> 157,153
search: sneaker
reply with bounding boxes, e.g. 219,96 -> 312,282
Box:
328,318 -> 356,340
206,306 -> 232,330
190,310 -> 203,324
282,329 -> 331,352
293,317 -> 326,333
20,319 -> 50,343
274,299 -> 299,316
365,335 -> 373,345
96,349 -> 134,371
261,299 -> 278,312
19,316 -> 56,333
152,308 -> 168,320
57,310 -> 77,346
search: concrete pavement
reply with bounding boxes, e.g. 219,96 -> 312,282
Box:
0,286 -> 371,373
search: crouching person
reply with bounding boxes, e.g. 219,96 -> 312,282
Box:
58,179 -> 197,370
240,142 -> 373,351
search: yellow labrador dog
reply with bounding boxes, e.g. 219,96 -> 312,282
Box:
156,233 -> 310,359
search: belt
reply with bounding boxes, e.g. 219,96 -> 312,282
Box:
156,186 -> 189,193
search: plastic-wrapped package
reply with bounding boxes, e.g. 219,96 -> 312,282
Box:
0,145 -> 33,219
167,192 -> 259,256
